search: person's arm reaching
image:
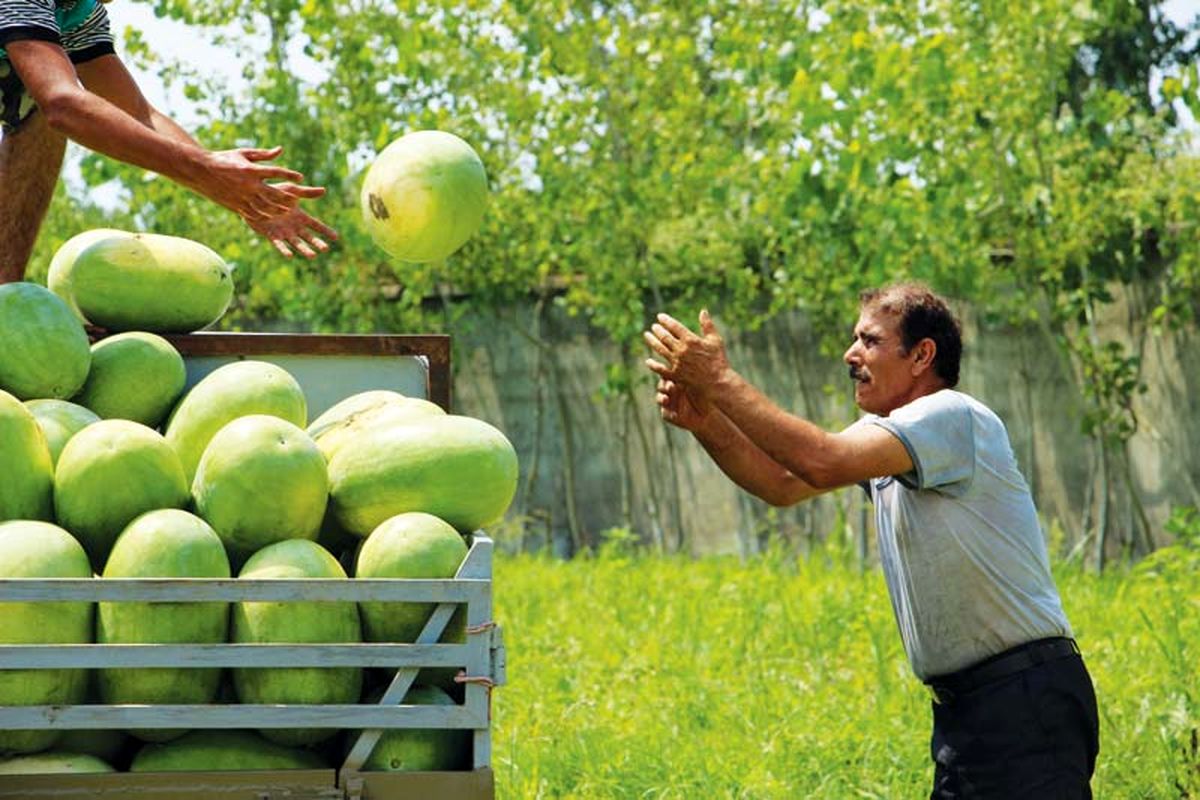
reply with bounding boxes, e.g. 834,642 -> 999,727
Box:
655,376 -> 824,506
645,311 -> 914,491
8,41 -> 337,258
73,52 -> 199,145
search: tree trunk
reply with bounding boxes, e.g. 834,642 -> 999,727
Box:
625,379 -> 667,553
517,296 -> 549,552
548,347 -> 585,555
1093,438 -> 1110,573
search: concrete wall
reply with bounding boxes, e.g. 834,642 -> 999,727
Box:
450,292 -> 1197,559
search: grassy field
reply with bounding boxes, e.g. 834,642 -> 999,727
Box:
491,543 -> 1199,799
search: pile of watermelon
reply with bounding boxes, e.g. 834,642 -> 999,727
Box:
0,233 -> 517,775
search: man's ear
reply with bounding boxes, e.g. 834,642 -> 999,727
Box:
911,338 -> 937,375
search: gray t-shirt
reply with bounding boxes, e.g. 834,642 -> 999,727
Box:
859,389 -> 1072,681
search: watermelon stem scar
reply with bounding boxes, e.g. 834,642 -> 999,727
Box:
369,194 -> 390,221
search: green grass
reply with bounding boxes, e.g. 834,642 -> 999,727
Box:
491,545 -> 1199,799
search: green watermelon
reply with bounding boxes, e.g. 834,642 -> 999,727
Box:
355,512 -> 466,643
0,282 -> 91,400
355,513 -> 467,690
129,730 -> 328,772
360,685 -> 469,772
309,393 -> 445,462
0,521 -> 93,755
54,420 -> 190,570
70,233 -> 233,333
0,752 -> 114,774
73,332 -> 186,427
192,415 -> 329,556
47,228 -> 133,322
164,360 -> 307,484
307,390 -> 406,428
328,415 -> 518,537
232,540 -> 362,746
360,130 -> 489,264
0,391 -> 54,523
307,390 -> 420,437
23,399 -> 100,466
97,509 -> 230,742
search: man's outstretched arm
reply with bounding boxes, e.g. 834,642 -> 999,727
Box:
7,41 -> 337,258
654,376 -> 825,507
646,311 -> 914,491
73,52 -> 200,145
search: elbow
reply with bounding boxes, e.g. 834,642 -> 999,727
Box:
38,90 -> 83,133
744,480 -> 797,508
800,463 -> 841,491
777,432 -> 846,491
756,475 -> 812,507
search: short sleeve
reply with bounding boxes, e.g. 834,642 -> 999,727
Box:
61,1 -> 113,63
0,0 -> 61,50
866,390 -> 974,493
843,415 -> 879,500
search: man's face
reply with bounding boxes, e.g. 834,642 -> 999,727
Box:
843,306 -> 921,416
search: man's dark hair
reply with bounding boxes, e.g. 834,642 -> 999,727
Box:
859,283 -> 963,387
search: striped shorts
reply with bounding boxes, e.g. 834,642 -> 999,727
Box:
0,0 -> 115,133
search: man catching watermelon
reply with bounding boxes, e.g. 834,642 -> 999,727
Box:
0,0 -> 337,284
644,282 -> 1099,798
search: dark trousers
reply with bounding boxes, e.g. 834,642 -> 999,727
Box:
928,646 -> 1099,799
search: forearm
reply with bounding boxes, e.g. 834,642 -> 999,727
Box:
708,369 -> 846,489
148,107 -> 200,147
691,409 -> 822,506
43,90 -> 207,189
646,310 -> 909,492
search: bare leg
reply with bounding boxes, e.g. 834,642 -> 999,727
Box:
0,112 -> 68,283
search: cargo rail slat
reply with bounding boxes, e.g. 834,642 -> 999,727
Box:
0,705 -> 485,730
0,767 -> 495,799
0,642 -> 473,669
0,577 -> 488,603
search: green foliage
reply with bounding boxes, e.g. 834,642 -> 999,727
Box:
1137,505 -> 1200,580
592,525 -> 640,560
36,1 -> 1198,343
1164,505 -> 1200,549
494,549 -> 1200,798
26,0 -> 1200,564
1073,338 -> 1146,442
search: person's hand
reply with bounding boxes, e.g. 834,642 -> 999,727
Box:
193,146 -> 303,218
643,309 -> 731,400
244,182 -> 340,259
190,147 -> 338,257
655,377 -> 713,432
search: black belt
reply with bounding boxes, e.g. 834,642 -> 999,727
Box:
925,637 -> 1080,705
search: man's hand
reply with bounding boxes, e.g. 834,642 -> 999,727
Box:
191,147 -> 339,258
11,41 -> 339,261
643,309 -> 732,401
244,182 -> 340,258
195,147 -> 301,219
655,377 -> 713,432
